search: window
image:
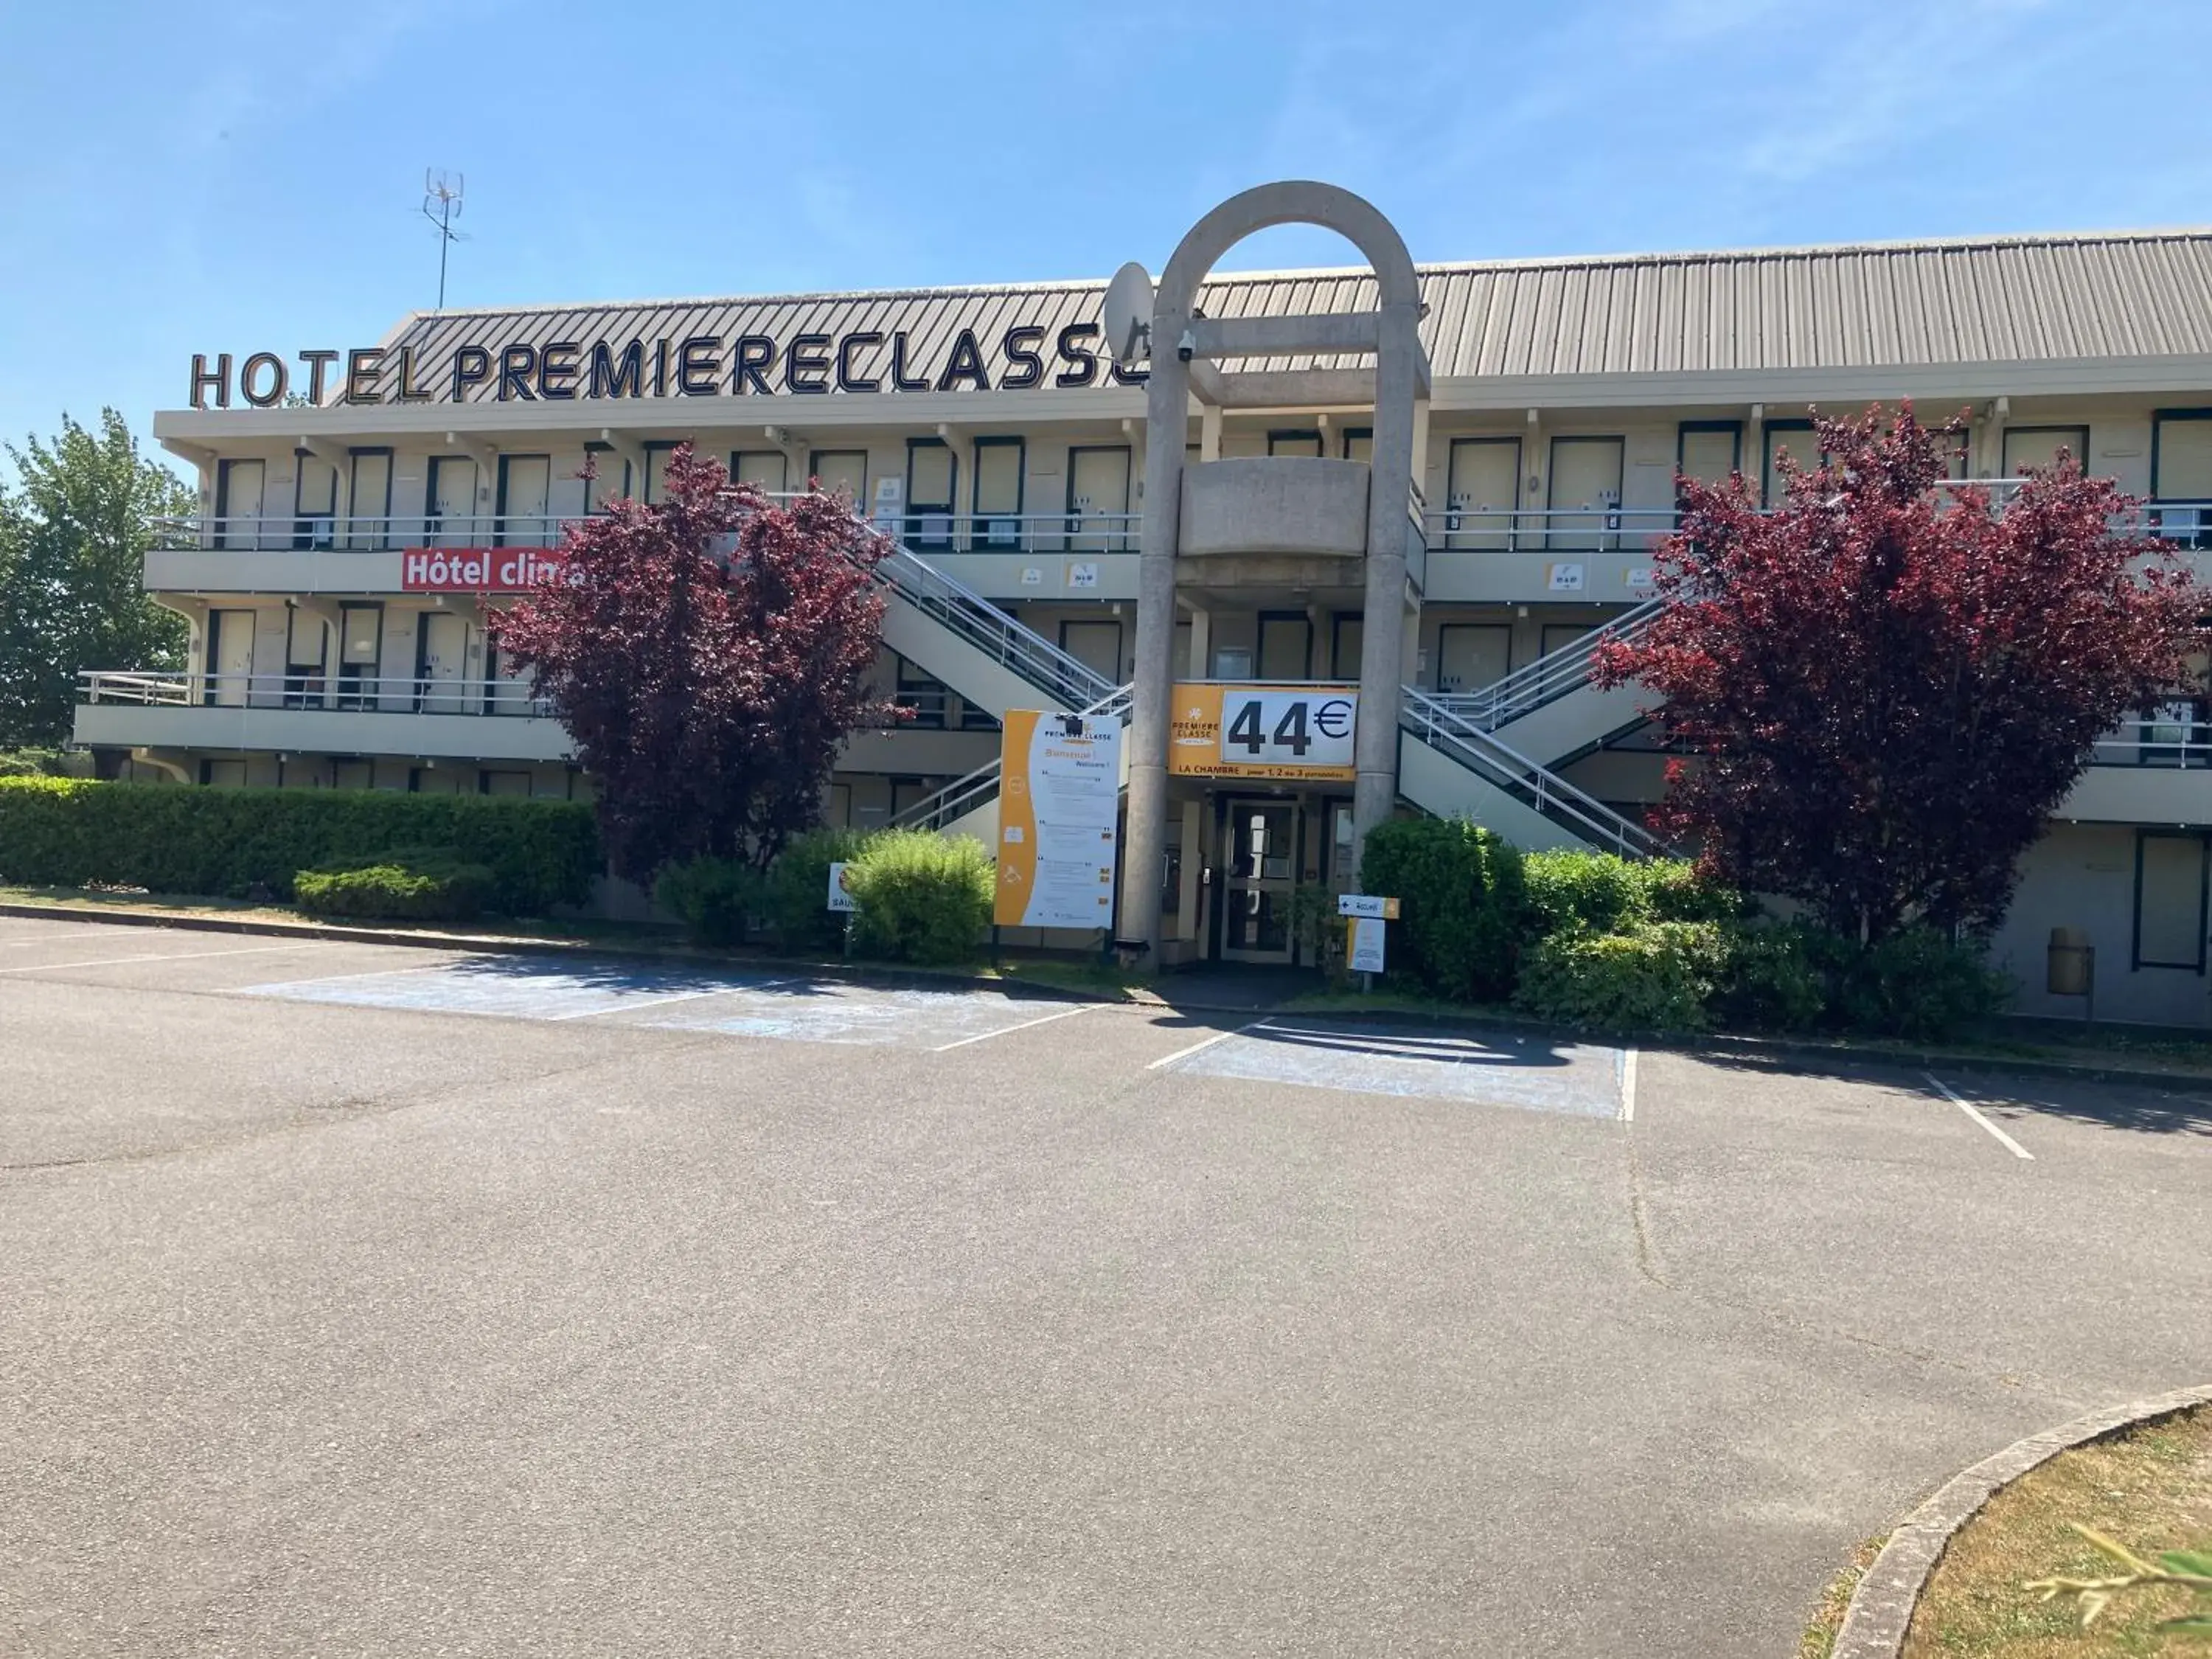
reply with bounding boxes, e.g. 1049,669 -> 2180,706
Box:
1331,613 -> 1363,679
495,454 -> 552,546
199,759 -> 248,787
807,449 -> 868,502
730,449 -> 787,493
894,655 -> 949,729
425,456 -> 477,546
641,441 -> 682,505
479,771 -> 533,798
1762,421 -> 1819,502
346,448 -> 392,549
972,437 -> 1024,547
1445,437 -> 1519,549
2003,425 -> 2090,478
1548,436 -> 1625,549
1257,613 -> 1312,681
905,439 -> 956,547
584,444 -> 630,510
1677,422 -> 1742,488
2135,832 -> 2209,971
1341,428 -> 1373,464
2153,411 -> 2212,546
1065,446 -> 1132,552
293,451 -> 338,549
214,459 -> 267,549
1267,431 -> 1322,457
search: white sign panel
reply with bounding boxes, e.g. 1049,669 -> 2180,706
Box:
995,710 -> 1121,931
1545,562 -> 1587,593
826,862 -> 858,913
1337,894 -> 1401,919
1348,916 -> 1388,975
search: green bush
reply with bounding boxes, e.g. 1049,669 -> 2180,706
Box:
0,777 -> 597,914
1521,849 -> 1738,938
0,748 -> 69,779
844,830 -> 994,965
1712,921 -> 1830,1033
762,827 -> 876,952
1829,926 -> 2011,1041
1357,816 -> 1525,1002
655,855 -> 762,947
1514,919 -> 1727,1034
293,848 -> 495,922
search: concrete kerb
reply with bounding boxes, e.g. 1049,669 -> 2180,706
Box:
1832,1382 -> 2212,1658
8,899 -> 2212,1088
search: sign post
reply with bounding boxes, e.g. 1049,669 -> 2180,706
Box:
995,710 -> 1122,935
1338,894 -> 1399,991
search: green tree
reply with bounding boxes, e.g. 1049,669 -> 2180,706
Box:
0,409 -> 192,746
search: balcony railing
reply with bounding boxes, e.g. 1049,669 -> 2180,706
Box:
78,670 -> 552,719
2092,709 -> 2212,768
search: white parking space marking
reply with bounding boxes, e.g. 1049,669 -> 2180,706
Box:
1619,1047 -> 1639,1122
0,942 -> 319,975
1146,1021 -> 1262,1070
0,931 -> 121,948
933,1001 -> 1096,1051
1925,1072 -> 2037,1161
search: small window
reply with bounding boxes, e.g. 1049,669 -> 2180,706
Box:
730,450 -> 788,493
2003,425 -> 2090,478
1267,431 -> 1322,457
2135,831 -> 2209,971
1762,421 -> 1820,502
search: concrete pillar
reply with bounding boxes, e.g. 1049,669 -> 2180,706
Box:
1347,297 -> 1423,877
1186,605 -> 1211,676
1118,349 -> 1189,953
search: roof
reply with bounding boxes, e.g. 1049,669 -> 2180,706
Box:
380,229 -> 2212,401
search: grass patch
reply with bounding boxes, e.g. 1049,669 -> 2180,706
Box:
1902,1404 -> 2212,1656
1801,1534 -> 1888,1659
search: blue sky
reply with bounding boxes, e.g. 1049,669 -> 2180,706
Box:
2,0 -> 2208,457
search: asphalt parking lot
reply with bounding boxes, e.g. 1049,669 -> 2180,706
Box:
3,915 -> 2208,1658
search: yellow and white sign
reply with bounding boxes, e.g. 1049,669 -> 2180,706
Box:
995,709 -> 1121,930
1169,684 -> 1359,782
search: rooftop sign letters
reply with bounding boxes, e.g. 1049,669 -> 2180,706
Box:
187,326 -> 1148,410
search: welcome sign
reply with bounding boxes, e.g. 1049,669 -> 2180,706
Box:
187,323 -> 1147,409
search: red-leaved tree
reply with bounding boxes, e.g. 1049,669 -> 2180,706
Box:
1593,404 -> 2208,942
492,445 -> 900,880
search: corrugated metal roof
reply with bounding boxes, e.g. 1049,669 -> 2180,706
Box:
378,230 -> 2212,402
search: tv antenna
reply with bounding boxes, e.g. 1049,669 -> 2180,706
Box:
422,169 -> 467,310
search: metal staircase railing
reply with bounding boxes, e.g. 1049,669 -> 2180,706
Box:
870,540 -> 1119,712
1399,686 -> 1667,858
1428,598 -> 1664,732
886,684 -> 1134,832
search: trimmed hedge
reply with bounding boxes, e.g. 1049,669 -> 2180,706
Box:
0,777 -> 597,915
844,829 -> 994,965
655,855 -> 763,947
1514,919 -> 1728,1034
762,827 -> 874,951
294,849 -> 494,922
1357,816 -> 1525,1002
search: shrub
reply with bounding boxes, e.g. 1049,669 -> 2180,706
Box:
1829,926 -> 2011,1041
293,848 -> 494,922
654,855 -> 762,947
0,777 -> 597,914
843,830 -> 994,965
762,827 -> 877,953
1712,922 -> 1830,1033
1514,920 -> 1727,1034
1522,849 -> 1738,939
1357,816 -> 1524,1002
0,748 -> 69,779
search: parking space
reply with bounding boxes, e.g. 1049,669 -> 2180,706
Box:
240,953 -> 1102,1052
1153,1017 -> 1627,1117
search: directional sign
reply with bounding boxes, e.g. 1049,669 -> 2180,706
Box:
1169,684 -> 1359,782
1337,894 -> 1401,919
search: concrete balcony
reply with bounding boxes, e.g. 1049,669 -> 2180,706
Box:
1179,458 -> 1370,558
73,672 -> 572,762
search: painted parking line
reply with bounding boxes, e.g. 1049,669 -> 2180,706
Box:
1155,1019 -> 1624,1117
1146,1020 -> 1265,1071
620,980 -> 1079,1049
1924,1072 -> 2037,1161
932,1001 -> 1096,1051
1618,1046 -> 1639,1123
0,942 -> 320,975
0,931 -> 125,949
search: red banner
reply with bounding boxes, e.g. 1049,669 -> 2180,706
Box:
400,546 -> 566,593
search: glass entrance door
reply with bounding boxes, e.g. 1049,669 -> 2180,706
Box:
1220,800 -> 1301,963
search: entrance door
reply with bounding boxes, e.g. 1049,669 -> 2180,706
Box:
496,454 -> 552,545
1059,619 -> 1123,684
1066,445 -> 1131,551
1548,437 -> 1624,550
214,459 -> 267,549
1436,623 -> 1512,693
426,456 -> 477,547
206,608 -> 256,705
415,612 -> 470,713
1220,799 -> 1301,964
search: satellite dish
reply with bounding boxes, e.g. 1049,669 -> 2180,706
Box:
1102,261 -> 1154,368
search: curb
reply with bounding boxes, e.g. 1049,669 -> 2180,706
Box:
7,900 -> 2212,1082
1832,1382 -> 2212,1658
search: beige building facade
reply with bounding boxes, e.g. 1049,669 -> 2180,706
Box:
88,218 -> 2212,1023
